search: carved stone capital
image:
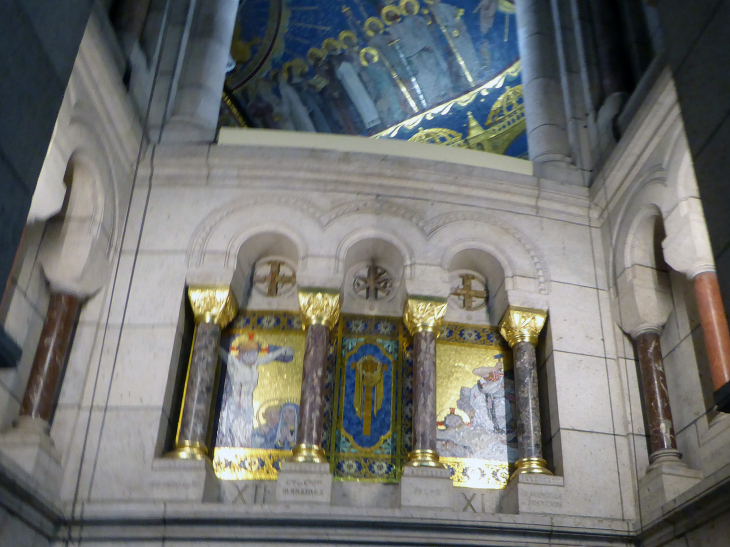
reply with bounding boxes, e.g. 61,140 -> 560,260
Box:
298,288 -> 341,329
187,286 -> 238,326
499,306 -> 547,347
403,296 -> 448,335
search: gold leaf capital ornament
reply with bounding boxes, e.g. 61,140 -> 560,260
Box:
298,288 -> 341,328
498,306 -> 547,347
187,286 -> 238,326
403,296 -> 448,335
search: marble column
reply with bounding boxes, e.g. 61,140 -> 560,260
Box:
167,286 -> 237,460
165,0 -> 239,142
290,289 -> 340,463
515,0 -> 571,163
633,329 -> 682,466
499,306 -> 551,477
403,296 -> 448,467
693,272 -> 730,413
18,293 -> 81,424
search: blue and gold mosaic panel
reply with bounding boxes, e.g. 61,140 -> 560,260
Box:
325,315 -> 409,483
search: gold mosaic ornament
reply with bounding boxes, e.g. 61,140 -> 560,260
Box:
298,288 -> 341,328
188,286 -> 238,325
498,306 -> 547,347
403,296 -> 448,334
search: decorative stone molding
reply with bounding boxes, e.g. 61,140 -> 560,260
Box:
662,197 -> 715,280
614,265 -> 673,338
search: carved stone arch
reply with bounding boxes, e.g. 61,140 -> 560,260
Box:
186,196 -> 324,268
322,198 -> 428,232
65,111 -> 119,248
424,210 -> 550,295
335,227 -> 415,279
224,223 -> 309,272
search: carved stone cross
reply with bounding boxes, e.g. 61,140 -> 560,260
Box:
353,265 -> 393,300
253,260 -> 296,297
450,273 -> 488,311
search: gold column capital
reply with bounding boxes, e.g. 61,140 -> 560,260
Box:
499,306 -> 547,347
403,296 -> 448,335
298,288 -> 341,328
187,286 -> 238,326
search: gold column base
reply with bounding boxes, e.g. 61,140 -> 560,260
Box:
288,443 -> 327,463
511,457 -> 552,479
405,449 -> 446,468
164,440 -> 208,460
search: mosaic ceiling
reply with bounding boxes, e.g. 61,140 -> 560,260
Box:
220,0 -> 527,157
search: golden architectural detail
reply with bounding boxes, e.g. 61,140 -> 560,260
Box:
375,60 -> 522,139
187,286 -> 238,326
512,457 -> 553,477
165,440 -> 208,460
498,306 -> 548,347
298,288 -> 341,328
409,127 -> 466,147
290,443 -> 327,463
406,449 -> 444,467
403,296 -> 448,335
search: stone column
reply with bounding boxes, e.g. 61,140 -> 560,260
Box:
631,326 -> 702,514
515,0 -> 571,164
18,293 -> 80,424
693,272 -> 730,413
587,0 -> 630,101
290,289 -> 340,463
1,290 -> 82,496
167,286 -> 237,459
403,296 -> 448,467
633,329 -> 682,466
164,0 -> 239,142
499,306 -> 551,477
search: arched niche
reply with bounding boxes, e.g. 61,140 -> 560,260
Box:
445,247 -> 507,327
340,236 -> 407,316
236,231 -> 302,311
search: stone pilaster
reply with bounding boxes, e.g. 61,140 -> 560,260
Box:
167,286 -> 237,460
499,306 -> 550,477
402,296 -> 448,467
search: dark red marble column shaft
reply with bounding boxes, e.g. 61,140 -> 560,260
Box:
20,293 -> 80,421
177,321 -> 221,448
513,340 -> 543,460
295,324 -> 329,446
635,332 -> 678,454
694,272 -> 730,390
412,330 -> 438,453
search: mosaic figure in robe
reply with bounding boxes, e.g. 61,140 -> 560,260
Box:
329,42 -> 382,130
429,0 -> 484,88
278,70 -> 316,132
360,48 -> 408,127
385,1 -> 453,106
217,333 -> 295,447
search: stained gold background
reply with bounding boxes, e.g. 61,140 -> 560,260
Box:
435,343 -> 511,425
247,331 -> 306,428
